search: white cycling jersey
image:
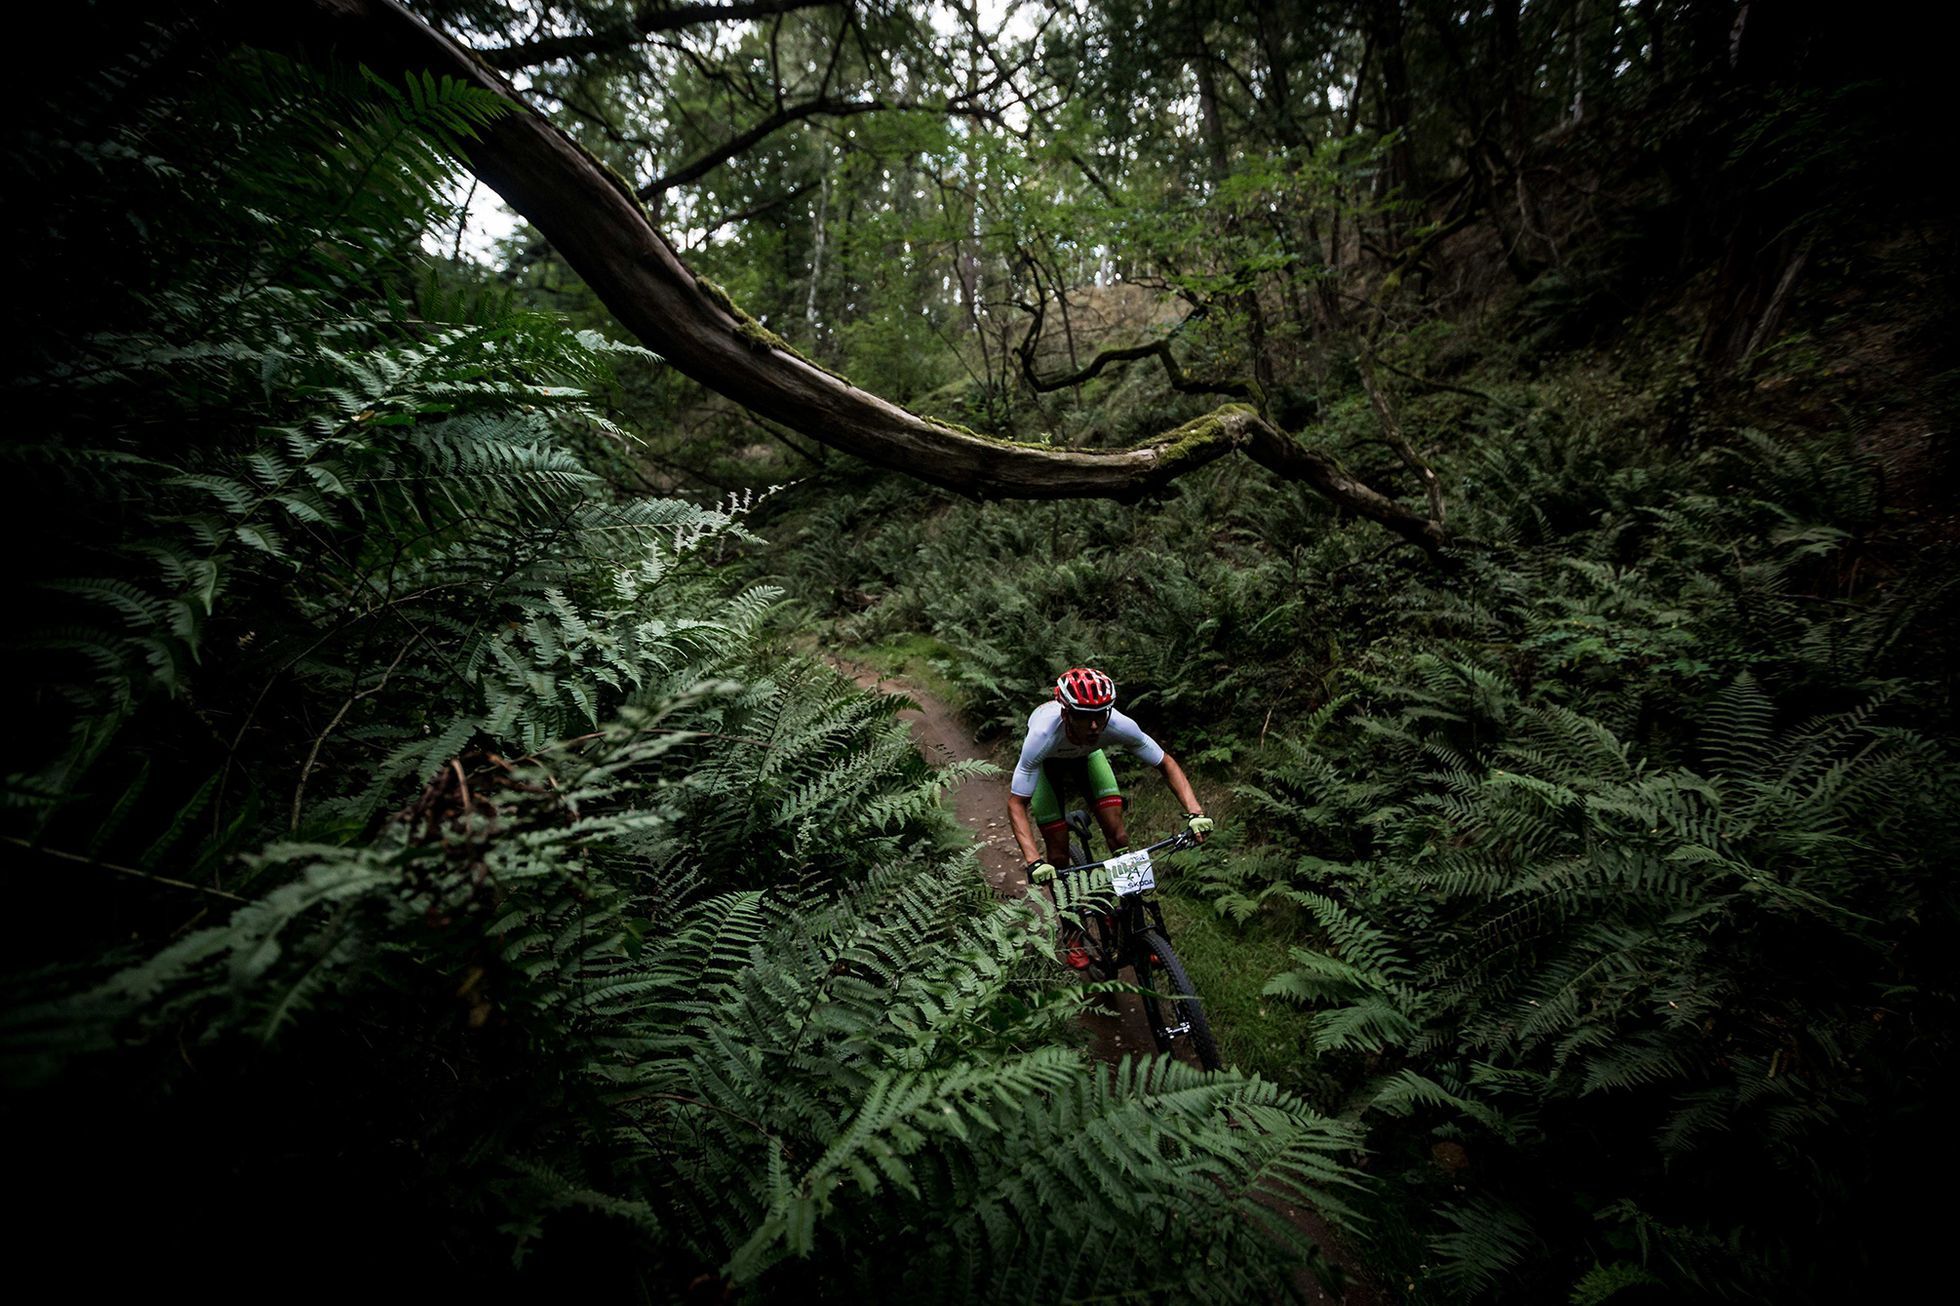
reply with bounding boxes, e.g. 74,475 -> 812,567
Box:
1009,701 -> 1166,798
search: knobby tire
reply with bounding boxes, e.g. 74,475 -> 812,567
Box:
1067,829 -> 1092,870
1135,928 -> 1222,1071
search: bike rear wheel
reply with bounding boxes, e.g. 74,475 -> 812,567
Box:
1135,929 -> 1221,1070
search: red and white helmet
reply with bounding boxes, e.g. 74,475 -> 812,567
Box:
1054,667 -> 1116,712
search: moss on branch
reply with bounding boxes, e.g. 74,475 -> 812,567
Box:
693,275 -> 856,385
1148,403 -> 1260,475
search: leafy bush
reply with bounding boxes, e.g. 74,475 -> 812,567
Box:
1225,425 -> 1959,1300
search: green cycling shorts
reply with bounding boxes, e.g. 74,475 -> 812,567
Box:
1030,750 -> 1123,829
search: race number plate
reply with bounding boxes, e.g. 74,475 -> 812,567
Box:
1106,849 -> 1155,895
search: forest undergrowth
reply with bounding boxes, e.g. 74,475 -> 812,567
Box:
754,216 -> 1960,1302
0,47 -> 1362,1298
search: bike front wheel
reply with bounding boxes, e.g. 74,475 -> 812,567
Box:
1134,929 -> 1222,1071
1067,828 -> 1092,870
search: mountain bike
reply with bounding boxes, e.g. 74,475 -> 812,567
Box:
1054,809 -> 1221,1071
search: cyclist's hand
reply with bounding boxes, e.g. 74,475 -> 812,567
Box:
1186,814 -> 1214,842
1026,861 -> 1057,885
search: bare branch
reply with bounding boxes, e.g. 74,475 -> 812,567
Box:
1013,249 -> 1247,399
4,836 -> 248,903
639,96 -> 1006,199
479,1 -> 843,71
1022,324 -> 1253,400
1356,348 -> 1445,527
1372,352 -> 1517,410
699,180 -> 819,234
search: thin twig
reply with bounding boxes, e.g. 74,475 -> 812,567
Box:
291,637 -> 417,833
4,837 -> 248,903
610,1090 -> 780,1142
1357,348 -> 1446,528
1372,353 -> 1519,410
502,727 -> 778,769
451,177 -> 477,261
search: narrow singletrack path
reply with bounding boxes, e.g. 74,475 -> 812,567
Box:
832,655 -> 1380,1305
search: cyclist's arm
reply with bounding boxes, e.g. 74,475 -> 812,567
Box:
1007,791 -> 1043,865
1157,752 -> 1204,818
1007,709 -> 1055,866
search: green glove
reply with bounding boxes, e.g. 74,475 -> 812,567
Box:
1027,861 -> 1057,885
1186,814 -> 1215,840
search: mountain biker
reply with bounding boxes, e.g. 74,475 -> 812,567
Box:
1009,668 -> 1213,964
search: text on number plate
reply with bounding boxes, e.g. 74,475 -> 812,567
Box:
1106,849 -> 1155,894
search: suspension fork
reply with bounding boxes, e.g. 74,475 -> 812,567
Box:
1113,893 -> 1150,960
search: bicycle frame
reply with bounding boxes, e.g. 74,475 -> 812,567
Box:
1055,814 -> 1196,972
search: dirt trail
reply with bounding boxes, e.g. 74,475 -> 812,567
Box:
833,656 -> 1378,1306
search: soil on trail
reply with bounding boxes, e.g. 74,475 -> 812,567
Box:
832,656 -> 1378,1306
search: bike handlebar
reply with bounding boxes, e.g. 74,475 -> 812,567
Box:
1056,830 -> 1201,877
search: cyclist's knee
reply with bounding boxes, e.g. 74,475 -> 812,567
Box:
1039,821 -> 1071,866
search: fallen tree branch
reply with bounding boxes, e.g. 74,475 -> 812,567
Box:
1237,410 -> 1445,551
252,0 -> 1445,553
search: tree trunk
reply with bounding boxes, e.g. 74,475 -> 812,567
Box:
1252,0 -> 1296,147
1492,0 -> 1526,152
1366,0 -> 1416,253
1570,0 -> 1589,125
1186,2 -> 1278,405
804,149 -> 828,338
1637,0 -> 1666,82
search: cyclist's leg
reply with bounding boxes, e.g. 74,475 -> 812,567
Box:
1029,766 -> 1071,866
1034,764 -> 1096,968
1085,749 -> 1128,850
1055,757 -> 1121,973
